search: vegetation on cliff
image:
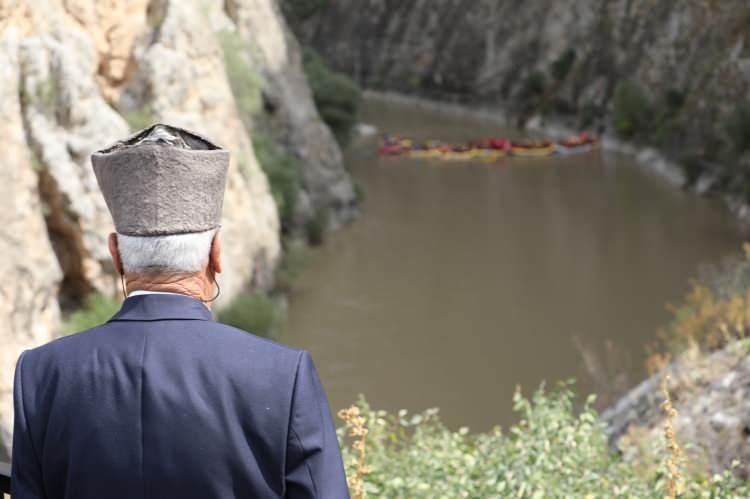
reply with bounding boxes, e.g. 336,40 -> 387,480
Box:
658,244 -> 750,354
302,47 -> 362,146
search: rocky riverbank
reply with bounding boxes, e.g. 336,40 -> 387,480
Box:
0,0 -> 355,460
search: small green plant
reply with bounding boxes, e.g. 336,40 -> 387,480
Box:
650,89 -> 686,147
122,104 -> 156,132
550,49 -> 577,81
302,48 -> 362,145
30,149 -> 45,172
613,81 -> 653,139
521,70 -> 546,98
725,101 -> 750,154
305,206 -> 329,246
220,30 -> 264,124
24,78 -> 58,116
274,238 -> 311,292
63,292 -> 120,335
251,133 -> 301,230
217,292 -> 285,339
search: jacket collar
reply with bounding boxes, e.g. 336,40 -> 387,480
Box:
109,293 -> 213,322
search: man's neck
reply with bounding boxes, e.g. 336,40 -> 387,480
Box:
125,272 -> 214,308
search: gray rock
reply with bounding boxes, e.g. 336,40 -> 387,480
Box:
0,27 -> 62,459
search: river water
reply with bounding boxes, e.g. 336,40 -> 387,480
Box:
281,96 -> 742,431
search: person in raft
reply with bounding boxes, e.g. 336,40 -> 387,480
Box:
11,124 -> 350,499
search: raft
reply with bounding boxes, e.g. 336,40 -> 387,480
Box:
511,142 -> 556,157
377,131 -> 598,162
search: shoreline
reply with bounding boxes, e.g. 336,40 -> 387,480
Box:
364,90 -> 750,234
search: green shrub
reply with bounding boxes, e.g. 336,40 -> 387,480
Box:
725,102 -> 750,154
217,292 -> 285,339
63,292 -> 120,335
650,89 -> 686,147
251,134 -> 301,230
338,384 -> 750,498
220,30 -> 263,123
550,49 -> 577,81
122,104 -> 156,132
613,81 -> 653,139
274,238 -> 311,292
305,206 -> 329,246
302,48 -> 361,145
521,71 -> 546,99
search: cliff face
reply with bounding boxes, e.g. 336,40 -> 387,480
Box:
287,0 -> 750,201
0,0 -> 354,458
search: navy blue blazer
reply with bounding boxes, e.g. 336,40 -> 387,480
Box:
11,293 -> 349,498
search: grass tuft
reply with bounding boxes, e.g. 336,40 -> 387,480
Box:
217,292 -> 285,339
122,105 -> 156,132
63,292 -> 120,335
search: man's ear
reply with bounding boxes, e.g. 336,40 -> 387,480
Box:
209,231 -> 222,274
108,233 -> 124,275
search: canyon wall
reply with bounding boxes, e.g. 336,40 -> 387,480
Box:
0,0 -> 354,459
286,0 -> 750,205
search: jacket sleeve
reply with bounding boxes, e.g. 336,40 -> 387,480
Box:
285,351 -> 349,498
11,351 -> 46,499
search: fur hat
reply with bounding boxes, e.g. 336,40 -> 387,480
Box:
91,124 -> 230,236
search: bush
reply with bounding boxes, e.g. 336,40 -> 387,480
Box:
338,384 -> 750,498
302,48 -> 361,145
725,102 -> 750,154
660,244 -> 750,352
217,292 -> 285,339
274,238 -> 311,292
550,49 -> 577,81
521,71 -> 546,99
305,206 -> 329,246
613,81 -> 653,139
251,134 -> 301,230
122,104 -> 156,132
63,293 -> 120,335
650,89 -> 686,147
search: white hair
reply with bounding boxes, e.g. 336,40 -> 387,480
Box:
117,229 -> 216,274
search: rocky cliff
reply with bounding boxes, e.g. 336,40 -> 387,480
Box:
0,0 -> 355,459
286,0 -> 750,209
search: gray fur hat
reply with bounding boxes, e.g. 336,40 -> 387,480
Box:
91,124 -> 230,236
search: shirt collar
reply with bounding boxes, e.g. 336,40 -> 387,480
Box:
109,293 -> 213,322
128,289 -> 189,298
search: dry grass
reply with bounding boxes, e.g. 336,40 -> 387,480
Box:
662,375 -> 683,499
338,405 -> 369,499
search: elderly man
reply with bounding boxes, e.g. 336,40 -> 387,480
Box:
11,125 -> 349,498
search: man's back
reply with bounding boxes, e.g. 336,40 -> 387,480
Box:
11,294 -> 349,499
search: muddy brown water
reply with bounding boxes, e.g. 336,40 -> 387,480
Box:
281,96 -> 742,431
